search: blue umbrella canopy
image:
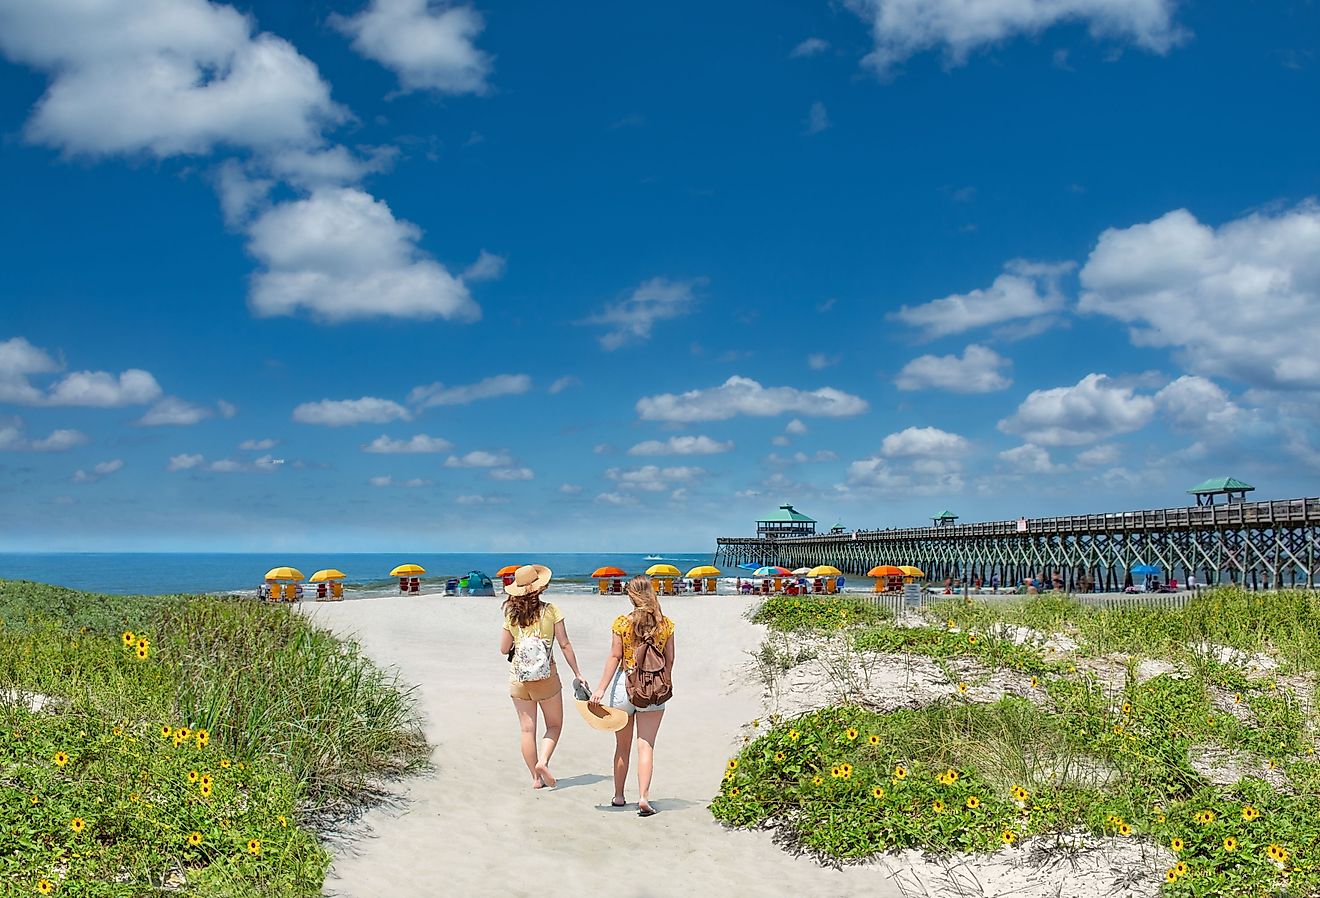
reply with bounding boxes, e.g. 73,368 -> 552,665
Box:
1131,563 -> 1161,575
737,562 -> 761,571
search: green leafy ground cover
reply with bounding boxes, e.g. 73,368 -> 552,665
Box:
0,580 -> 428,897
716,588 -> 1320,896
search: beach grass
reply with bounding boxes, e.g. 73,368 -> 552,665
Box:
0,579 -> 428,897
718,587 -> 1320,895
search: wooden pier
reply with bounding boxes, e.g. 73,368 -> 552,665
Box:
715,497 -> 1320,590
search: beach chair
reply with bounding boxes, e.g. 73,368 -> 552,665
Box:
598,578 -> 609,595
691,579 -> 703,594
283,583 -> 298,602
316,583 -> 327,600
610,579 -> 622,594
409,577 -> 420,594
399,577 -> 409,593
705,577 -> 718,594
825,579 -> 838,594
661,579 -> 675,596
331,581 -> 344,600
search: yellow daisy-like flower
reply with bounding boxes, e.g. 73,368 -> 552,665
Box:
30,795 -> 40,805
37,880 -> 54,895
724,771 -> 735,782
130,793 -> 140,802
135,646 -> 149,660
812,775 -> 824,786
1002,830 -> 1016,845
1105,815 -> 1121,826
187,770 -> 199,783
868,734 -> 880,746
1268,759 -> 1277,769
196,729 -> 210,748
200,783 -> 213,798
872,786 -> 885,799
1030,676 -> 1039,688
1154,813 -> 1166,823
967,635 -> 977,645
1234,693 -> 1242,704
1223,837 -> 1237,852
958,682 -> 968,694
1268,844 -> 1288,862
839,763 -> 853,778
1196,810 -> 1216,824
200,774 -> 213,788
277,815 -> 288,828
965,796 -> 981,810
173,734 -> 186,748
136,638 -> 148,651
1206,715 -> 1215,725
1068,664 -> 1076,673
187,831 -> 203,847
177,727 -> 191,740
1171,837 -> 1185,852
70,817 -> 85,833
943,768 -> 959,783
220,758 -> 231,769
121,631 -> 135,646
1242,805 -> 1260,821
246,839 -> 262,856
727,758 -> 738,771
1121,702 -> 1132,715
1112,725 -> 1124,735
788,730 -> 800,741
1118,822 -> 1132,836
1164,868 -> 1179,883
160,725 -> 172,738
774,752 -> 786,763
932,799 -> 945,813
830,766 -> 842,778
53,752 -> 69,767
1174,862 -> 1189,876
893,765 -> 907,780
845,728 -> 858,741
112,726 -> 123,736
946,619 -> 956,629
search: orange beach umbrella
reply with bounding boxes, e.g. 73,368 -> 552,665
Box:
591,566 -> 627,578
868,565 -> 904,578
495,564 -> 522,577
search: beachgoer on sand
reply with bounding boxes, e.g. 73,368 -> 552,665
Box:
499,564 -> 589,790
589,574 -> 676,817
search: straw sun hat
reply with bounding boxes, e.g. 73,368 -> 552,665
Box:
504,564 -> 553,597
572,679 -> 629,732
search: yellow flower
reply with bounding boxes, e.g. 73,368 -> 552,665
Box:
121,631 -> 135,646
1268,758 -> 1277,769
839,763 -> 853,778
277,815 -> 288,827
812,776 -> 823,786
1001,830 -> 1017,845
1196,810 -> 1216,824
893,765 -> 907,780
727,758 -> 738,771
177,727 -> 190,740
1118,822 -> 1132,836
1174,862 -> 1189,876
965,796 -> 980,810
173,735 -> 185,748
724,771 -> 735,782
868,734 -> 880,746
788,730 -> 800,741
130,794 -> 140,802
136,638 -> 148,651
958,682 -> 968,694
112,726 -> 122,737
237,762 -> 246,771
1030,676 -> 1039,688
932,799 -> 945,813
1268,844 -> 1288,862
774,752 -> 786,763
1112,724 -> 1124,735
196,729 -> 209,748
1242,805 -> 1260,821
53,752 -> 69,767
1234,693 -> 1242,704
967,635 -> 978,645
1164,868 -> 1178,883
200,774 -> 212,788
1121,702 -> 1132,715
187,770 -> 199,783
37,880 -> 54,895
187,832 -> 203,847
943,768 -> 959,783
831,766 -> 842,778
160,725 -> 172,738
30,795 -> 39,805
1155,813 -> 1166,823
246,839 -> 262,856
946,619 -> 956,629
70,817 -> 85,833
845,727 -> 858,741
200,783 -> 213,798
1171,837 -> 1185,852
1223,837 -> 1237,852
220,759 -> 231,769
1011,785 -> 1028,801
872,786 -> 885,799
135,645 -> 149,660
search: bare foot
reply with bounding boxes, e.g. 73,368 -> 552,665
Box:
534,763 -> 556,788
532,776 -> 544,789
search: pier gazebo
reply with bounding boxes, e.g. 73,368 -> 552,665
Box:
1188,477 -> 1255,506
932,510 -> 959,528
757,503 -> 816,539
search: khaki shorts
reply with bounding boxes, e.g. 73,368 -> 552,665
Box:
509,660 -> 561,702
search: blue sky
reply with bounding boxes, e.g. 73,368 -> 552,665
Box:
1,0 -> 1318,552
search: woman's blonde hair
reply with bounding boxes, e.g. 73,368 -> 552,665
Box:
502,589 -> 545,629
624,574 -> 664,640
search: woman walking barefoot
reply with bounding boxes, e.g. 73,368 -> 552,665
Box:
590,575 -> 675,816
499,565 -> 588,789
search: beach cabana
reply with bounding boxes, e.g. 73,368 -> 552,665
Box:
462,571 -> 496,596
868,565 -> 904,593
685,565 -> 721,594
592,565 -> 627,594
263,566 -> 304,603
646,563 -> 681,595
309,568 -> 346,601
1187,477 -> 1254,506
390,563 -> 426,594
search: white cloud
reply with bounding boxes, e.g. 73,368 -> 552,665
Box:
588,277 -> 702,350
0,0 -> 345,157
998,443 -> 1064,474
462,250 -> 506,282
605,465 -> 705,492
168,453 -> 205,471
489,466 -> 534,480
216,399 -> 237,418
807,352 -> 839,370
137,396 -> 211,426
998,373 -> 1156,446
895,344 -> 1012,393
559,483 -> 583,495
770,435 -> 791,447
845,455 -> 964,495
208,454 -> 283,473
369,474 -> 432,488
805,101 -> 830,135
362,433 -> 453,453
264,145 -> 397,189
444,450 -> 513,468
239,438 -> 277,450
636,375 -> 868,422
0,337 -> 60,403
843,0 -> 1185,75
1079,203 -> 1320,389
456,493 -> 508,505
786,419 -> 808,436
595,491 -> 638,506
332,0 -> 491,95
247,187 -> 479,323
46,369 -> 162,407
881,426 -> 970,458
292,397 -> 411,426
790,37 -> 830,58
73,458 -> 123,483
0,418 -> 87,452
1076,443 -> 1121,467
547,376 -> 580,395
627,435 -> 733,456
890,260 -> 1073,339
368,475 -> 394,487
407,374 -> 530,408
1154,375 -> 1250,433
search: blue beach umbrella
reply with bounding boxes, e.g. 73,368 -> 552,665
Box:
1131,563 -> 1161,576
737,562 -> 761,571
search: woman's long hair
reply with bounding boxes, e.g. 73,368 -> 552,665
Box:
625,575 -> 664,641
503,589 -> 545,629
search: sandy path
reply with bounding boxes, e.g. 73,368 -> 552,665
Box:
305,593 -> 902,898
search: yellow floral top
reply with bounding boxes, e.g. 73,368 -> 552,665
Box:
612,614 -> 675,670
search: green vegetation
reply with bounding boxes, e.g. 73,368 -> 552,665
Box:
0,580 -> 429,897
719,588 -> 1320,895
751,594 -> 891,631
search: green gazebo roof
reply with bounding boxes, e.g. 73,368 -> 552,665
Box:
933,510 -> 958,519
758,503 -> 816,523
830,522 -> 846,530
1187,477 -> 1255,495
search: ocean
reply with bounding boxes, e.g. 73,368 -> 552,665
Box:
0,552 -> 716,597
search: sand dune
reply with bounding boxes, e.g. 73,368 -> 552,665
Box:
306,593 -> 900,898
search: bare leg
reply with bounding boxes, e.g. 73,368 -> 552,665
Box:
612,716 -> 635,805
511,698 -> 541,788
634,709 -> 665,813
535,691 -> 564,787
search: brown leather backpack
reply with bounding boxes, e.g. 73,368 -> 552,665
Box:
626,634 -> 672,708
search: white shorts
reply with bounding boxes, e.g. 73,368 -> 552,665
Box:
607,667 -> 667,715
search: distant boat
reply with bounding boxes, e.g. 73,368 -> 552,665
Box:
644,554 -> 664,560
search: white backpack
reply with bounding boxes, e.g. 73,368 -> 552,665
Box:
512,626 -> 552,682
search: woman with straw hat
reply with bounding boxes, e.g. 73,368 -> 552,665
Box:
498,564 -> 589,789
589,574 -> 676,816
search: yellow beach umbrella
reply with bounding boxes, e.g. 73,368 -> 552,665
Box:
645,563 -> 681,577
899,565 -> 925,578
264,566 -> 304,581
390,563 -> 426,577
309,569 -> 346,582
685,565 -> 721,578
807,565 -> 842,577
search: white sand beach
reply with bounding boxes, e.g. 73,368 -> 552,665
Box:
306,593 -> 904,898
